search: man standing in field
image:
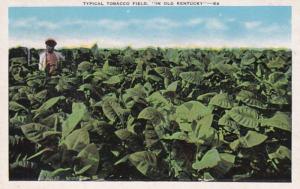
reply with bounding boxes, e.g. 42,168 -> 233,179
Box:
39,38 -> 65,75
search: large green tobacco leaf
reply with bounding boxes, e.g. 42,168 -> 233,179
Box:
268,94 -> 289,105
40,113 -> 64,129
203,172 -> 215,181
38,168 -> 72,181
129,151 -> 157,177
164,49 -> 180,63
61,128 -> 90,152
241,131 -> 267,147
209,55 -> 229,65
102,60 -> 122,75
115,129 -> 137,141
74,143 -> 99,176
192,148 -> 221,170
196,92 -> 218,102
211,63 -> 238,78
102,97 -> 128,123
154,67 -> 173,79
236,90 -> 266,109
218,112 -> 238,130
27,89 -> 48,104
92,70 -> 107,82
146,92 -> 171,109
217,153 -> 236,175
144,124 -> 158,148
260,111 -> 291,132
230,131 -> 267,150
209,93 -> 233,109
10,113 -> 31,128
20,123 -> 50,143
164,81 -> 179,93
179,71 -> 205,85
138,107 -> 164,125
55,77 -> 73,92
62,103 -> 88,138
228,106 -> 259,129
175,101 -> 212,132
32,96 -> 65,119
266,57 -> 286,69
77,61 -> 93,72
146,73 -> 162,83
268,72 -> 289,89
170,66 -> 186,78
9,101 -> 27,112
103,74 -> 124,85
241,54 -> 256,65
77,83 -> 93,92
196,152 -> 236,176
124,84 -> 147,103
268,145 -> 291,160
115,129 -> 143,151
189,114 -> 215,144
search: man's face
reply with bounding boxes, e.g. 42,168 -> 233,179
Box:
46,45 -> 55,53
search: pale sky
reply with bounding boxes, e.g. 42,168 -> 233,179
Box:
9,6 -> 291,48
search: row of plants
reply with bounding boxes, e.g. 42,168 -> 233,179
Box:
9,45 -> 291,181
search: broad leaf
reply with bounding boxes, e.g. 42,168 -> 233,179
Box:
115,129 -> 137,141
236,90 -> 266,109
74,143 -> 99,176
180,71 -> 204,85
32,96 -> 65,119
9,101 -> 27,112
242,130 -> 267,147
192,148 -> 221,170
230,131 -> 267,150
102,97 -> 128,123
266,57 -> 285,69
138,107 -> 164,125
61,128 -> 90,152
261,111 -> 291,132
129,151 -> 157,177
62,102 -> 88,138
189,114 -> 214,144
268,145 -> 291,160
103,74 -> 124,85
228,106 -> 259,129
21,123 -> 49,143
175,101 -> 212,131
209,93 -> 233,109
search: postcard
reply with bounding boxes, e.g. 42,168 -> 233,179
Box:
1,0 -> 300,188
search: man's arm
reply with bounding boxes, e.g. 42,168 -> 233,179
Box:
39,52 -> 46,71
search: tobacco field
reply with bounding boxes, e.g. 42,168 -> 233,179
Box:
9,46 -> 291,181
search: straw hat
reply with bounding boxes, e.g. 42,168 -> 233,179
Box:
45,38 -> 57,47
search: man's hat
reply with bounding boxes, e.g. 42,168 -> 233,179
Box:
45,38 -> 57,47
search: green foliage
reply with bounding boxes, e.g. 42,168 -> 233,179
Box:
192,148 -> 220,170
62,102 -> 88,137
61,128 -> 90,152
138,107 -> 164,125
260,111 -> 291,132
209,93 -> 233,109
128,151 -> 158,177
9,47 -> 291,181
228,106 -> 259,129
